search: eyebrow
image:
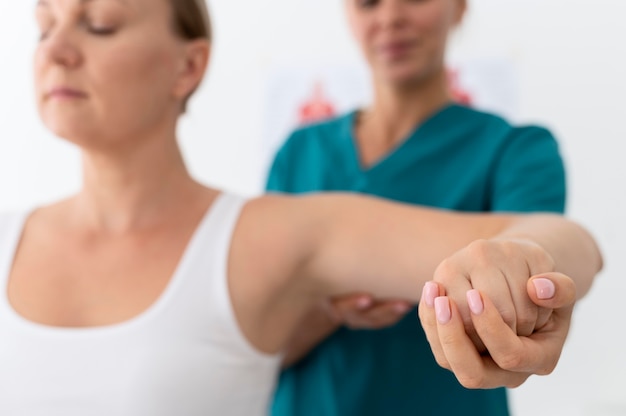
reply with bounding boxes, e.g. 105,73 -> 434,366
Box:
82,0 -> 130,4
36,0 -> 129,7
80,0 -> 128,6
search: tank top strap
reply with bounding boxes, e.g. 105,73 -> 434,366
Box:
0,211 -> 29,289
159,192 -> 277,361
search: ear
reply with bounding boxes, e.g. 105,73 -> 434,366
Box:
453,0 -> 467,26
172,39 -> 211,102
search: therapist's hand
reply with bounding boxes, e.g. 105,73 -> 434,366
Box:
418,272 -> 576,388
280,294 -> 412,368
324,293 -> 413,330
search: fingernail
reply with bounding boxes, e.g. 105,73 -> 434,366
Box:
466,290 -> 484,315
533,278 -> 555,300
357,297 -> 372,309
423,282 -> 438,308
434,297 -> 451,324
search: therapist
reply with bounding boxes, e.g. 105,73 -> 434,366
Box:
266,0 -> 566,415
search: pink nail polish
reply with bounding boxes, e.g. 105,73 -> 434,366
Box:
533,278 -> 556,300
466,290 -> 484,315
434,297 -> 451,324
423,282 -> 438,308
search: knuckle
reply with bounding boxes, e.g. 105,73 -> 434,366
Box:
536,358 -> 558,376
368,316 -> 390,327
373,315 -> 391,326
335,312 -> 350,323
368,312 -> 388,324
517,314 -> 535,327
456,372 -> 487,389
467,239 -> 494,259
499,309 -> 516,329
506,374 -> 530,389
517,315 -> 537,334
467,240 -> 508,270
344,321 -> 360,330
496,350 -> 525,371
433,258 -> 460,283
344,316 -> 366,328
527,244 -> 556,271
433,354 -> 451,370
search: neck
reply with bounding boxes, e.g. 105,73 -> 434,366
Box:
72,126 -> 205,233
363,69 -> 452,147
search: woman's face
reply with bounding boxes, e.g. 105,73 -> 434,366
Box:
346,0 -> 465,87
34,0 -> 203,147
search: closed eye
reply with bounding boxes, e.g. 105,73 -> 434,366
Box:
81,15 -> 118,36
87,25 -> 117,36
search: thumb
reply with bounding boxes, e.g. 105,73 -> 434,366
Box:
527,272 -> 577,309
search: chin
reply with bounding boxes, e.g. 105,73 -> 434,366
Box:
380,69 -> 427,87
41,108 -> 97,140
377,60 -> 442,89
44,120 -> 99,146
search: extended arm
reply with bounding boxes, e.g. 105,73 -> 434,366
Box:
232,193 -> 601,362
299,193 -> 600,301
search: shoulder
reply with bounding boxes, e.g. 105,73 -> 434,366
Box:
238,194 -> 328,251
230,194 -> 317,299
240,193 -> 301,228
506,124 -> 559,144
452,105 -> 558,145
448,104 -> 511,130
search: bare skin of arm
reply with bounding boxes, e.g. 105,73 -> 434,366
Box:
227,193 -> 601,365
276,193 -> 602,368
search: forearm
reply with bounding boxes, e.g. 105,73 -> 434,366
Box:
293,194 -> 600,303
305,194 -> 514,301
495,215 -> 603,298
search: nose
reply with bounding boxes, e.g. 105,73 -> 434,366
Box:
377,0 -> 407,30
38,26 -> 83,69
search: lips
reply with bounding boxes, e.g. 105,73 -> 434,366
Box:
45,87 -> 88,100
378,40 -> 416,59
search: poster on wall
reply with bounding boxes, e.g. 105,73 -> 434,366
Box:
260,57 -> 519,161
259,62 -> 371,163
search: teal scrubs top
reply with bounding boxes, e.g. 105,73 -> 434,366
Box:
266,104 -> 566,416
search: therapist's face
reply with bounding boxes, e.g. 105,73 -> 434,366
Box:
33,0 -> 198,148
346,0 -> 465,87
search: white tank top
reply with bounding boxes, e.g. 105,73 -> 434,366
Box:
0,193 -> 281,416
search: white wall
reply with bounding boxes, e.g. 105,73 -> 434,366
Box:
1,1 -> 624,415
